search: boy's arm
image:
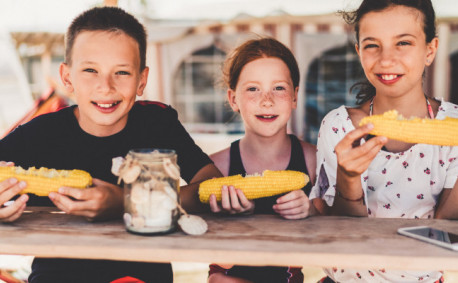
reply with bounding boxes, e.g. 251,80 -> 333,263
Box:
180,163 -> 223,213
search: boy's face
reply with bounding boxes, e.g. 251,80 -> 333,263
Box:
60,30 -> 148,137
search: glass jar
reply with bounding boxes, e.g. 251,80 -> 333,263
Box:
122,148 -> 180,235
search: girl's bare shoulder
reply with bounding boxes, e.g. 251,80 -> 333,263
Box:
209,147 -> 231,176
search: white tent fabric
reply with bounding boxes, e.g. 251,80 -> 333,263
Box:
0,0 -> 456,33
0,29 -> 33,134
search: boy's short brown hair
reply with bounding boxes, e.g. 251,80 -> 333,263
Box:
65,6 -> 147,70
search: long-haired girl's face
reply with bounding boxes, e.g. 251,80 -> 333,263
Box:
227,57 -> 298,138
356,5 -> 438,98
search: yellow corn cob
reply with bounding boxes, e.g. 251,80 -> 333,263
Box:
198,170 -> 309,203
359,110 -> 458,146
0,166 -> 92,196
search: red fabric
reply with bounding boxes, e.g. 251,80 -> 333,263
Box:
208,264 -> 229,276
110,276 -> 145,283
136,100 -> 167,108
1,88 -> 68,138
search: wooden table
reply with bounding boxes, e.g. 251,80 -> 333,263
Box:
1,207 -> 457,271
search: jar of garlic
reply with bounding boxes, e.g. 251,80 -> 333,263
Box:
121,148 -> 180,235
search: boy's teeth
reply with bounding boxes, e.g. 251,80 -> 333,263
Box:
381,74 -> 397,80
260,115 -> 275,118
97,102 -> 118,108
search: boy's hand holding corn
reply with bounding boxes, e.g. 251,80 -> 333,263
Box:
49,178 -> 123,221
0,161 -> 28,222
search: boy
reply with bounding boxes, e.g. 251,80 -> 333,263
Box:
0,6 -> 221,283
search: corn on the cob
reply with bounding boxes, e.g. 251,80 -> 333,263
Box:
198,170 -> 309,203
0,166 -> 92,196
359,110 -> 458,146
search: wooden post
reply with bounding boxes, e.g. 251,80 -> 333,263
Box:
104,0 -> 118,7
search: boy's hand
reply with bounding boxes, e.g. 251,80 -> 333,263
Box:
273,190 -> 312,220
0,161 -> 28,222
49,178 -> 123,221
209,185 -> 254,215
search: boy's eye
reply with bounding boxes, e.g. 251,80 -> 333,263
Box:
83,68 -> 97,73
363,44 -> 378,49
273,86 -> 286,91
247,87 -> 258,92
116,71 -> 131,75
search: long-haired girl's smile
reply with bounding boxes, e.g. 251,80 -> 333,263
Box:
377,73 -> 403,84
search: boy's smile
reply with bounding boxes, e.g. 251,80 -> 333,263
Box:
60,30 -> 148,137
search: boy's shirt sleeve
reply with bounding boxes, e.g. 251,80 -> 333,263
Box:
0,125 -> 28,164
159,105 -> 213,184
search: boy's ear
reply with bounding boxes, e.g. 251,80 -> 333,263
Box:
227,89 -> 239,112
425,37 -> 439,67
355,43 -> 361,57
59,63 -> 74,93
136,67 -> 149,97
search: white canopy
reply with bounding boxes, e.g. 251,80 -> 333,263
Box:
1,0 -> 456,33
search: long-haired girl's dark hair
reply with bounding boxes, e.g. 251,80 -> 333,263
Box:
342,0 -> 437,104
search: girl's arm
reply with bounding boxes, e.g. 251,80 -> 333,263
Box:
331,124 -> 387,216
434,180 -> 458,219
208,149 -> 255,215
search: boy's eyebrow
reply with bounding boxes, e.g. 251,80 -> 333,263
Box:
80,61 -> 134,67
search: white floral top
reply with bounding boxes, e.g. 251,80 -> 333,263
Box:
310,100 -> 458,282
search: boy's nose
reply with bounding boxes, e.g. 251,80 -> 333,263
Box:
97,75 -> 114,93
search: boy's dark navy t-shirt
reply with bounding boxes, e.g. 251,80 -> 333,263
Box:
0,101 -> 212,282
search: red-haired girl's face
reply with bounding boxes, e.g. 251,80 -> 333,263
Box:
228,57 -> 298,139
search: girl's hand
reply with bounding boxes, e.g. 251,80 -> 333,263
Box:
49,178 -> 123,221
335,124 -> 387,179
273,190 -> 313,219
0,161 -> 28,222
209,185 -> 255,215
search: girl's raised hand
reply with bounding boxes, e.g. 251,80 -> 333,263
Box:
209,185 -> 255,215
273,190 -> 313,219
335,123 -> 387,179
0,161 -> 28,222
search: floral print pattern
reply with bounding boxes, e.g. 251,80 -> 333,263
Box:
311,99 -> 458,282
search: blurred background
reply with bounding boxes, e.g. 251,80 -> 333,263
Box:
0,0 -> 457,282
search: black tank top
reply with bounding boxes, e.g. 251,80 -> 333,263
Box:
228,134 -> 312,214
224,134 -> 307,282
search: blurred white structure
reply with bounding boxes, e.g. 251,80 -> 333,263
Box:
0,29 -> 33,134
